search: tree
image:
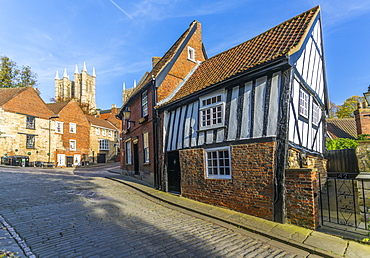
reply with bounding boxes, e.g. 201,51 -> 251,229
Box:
0,56 -> 38,88
336,95 -> 365,118
328,101 -> 340,118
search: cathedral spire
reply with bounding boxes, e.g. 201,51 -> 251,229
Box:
133,79 -> 137,88
75,64 -> 79,74
63,68 -> 68,78
55,70 -> 60,80
122,82 -> 126,105
92,67 -> 96,77
83,61 -> 87,72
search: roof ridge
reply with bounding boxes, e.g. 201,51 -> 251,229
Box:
203,6 -> 320,64
0,87 -> 29,106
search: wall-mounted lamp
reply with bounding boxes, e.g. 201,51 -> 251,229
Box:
123,108 -> 135,126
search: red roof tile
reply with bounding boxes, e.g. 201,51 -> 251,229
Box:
86,115 -> 118,130
167,6 -> 320,104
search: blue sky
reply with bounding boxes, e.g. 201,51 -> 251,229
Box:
0,0 -> 369,110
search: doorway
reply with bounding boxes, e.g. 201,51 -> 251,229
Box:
97,153 -> 106,163
167,151 -> 181,193
133,143 -> 139,175
66,156 -> 73,167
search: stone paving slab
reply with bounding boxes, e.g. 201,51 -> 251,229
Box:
107,170 -> 370,257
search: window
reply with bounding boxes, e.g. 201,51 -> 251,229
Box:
69,123 -> 76,133
57,154 -> 65,166
312,102 -> 321,126
96,128 -> 100,135
188,46 -> 195,61
142,90 -> 148,117
56,121 -> 63,134
108,130 -> 112,137
199,92 -> 225,130
114,131 -> 118,138
143,132 -> 149,163
205,147 -> 231,179
26,135 -> 35,149
299,88 -> 309,118
102,129 -> 106,136
99,139 -> 109,150
70,140 -> 76,151
125,140 -> 132,164
26,116 -> 35,129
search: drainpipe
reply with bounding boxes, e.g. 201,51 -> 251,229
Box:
151,77 -> 160,189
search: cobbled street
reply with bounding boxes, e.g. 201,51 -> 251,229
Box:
0,164 -> 306,257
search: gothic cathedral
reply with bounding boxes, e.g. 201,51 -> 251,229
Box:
55,61 -> 97,112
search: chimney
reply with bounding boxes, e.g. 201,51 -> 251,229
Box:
355,106 -> 370,135
111,104 -> 117,114
96,110 -> 101,118
152,57 -> 161,68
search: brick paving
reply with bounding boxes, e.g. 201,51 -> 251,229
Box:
0,165 -> 306,257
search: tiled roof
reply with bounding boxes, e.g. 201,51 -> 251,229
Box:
124,21 -> 199,102
327,118 -> 357,140
86,115 -> 118,130
166,6 -> 320,104
46,102 -> 69,114
0,87 -> 28,106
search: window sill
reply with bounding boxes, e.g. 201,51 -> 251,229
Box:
143,162 -> 150,166
139,115 -> 148,124
205,176 -> 232,180
198,125 -> 226,132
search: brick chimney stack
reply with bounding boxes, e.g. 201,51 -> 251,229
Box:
354,101 -> 370,135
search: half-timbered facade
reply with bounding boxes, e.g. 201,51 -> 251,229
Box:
158,6 -> 328,229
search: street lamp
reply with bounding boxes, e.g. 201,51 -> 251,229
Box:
48,116 -> 59,164
122,108 -> 135,126
363,85 -> 370,107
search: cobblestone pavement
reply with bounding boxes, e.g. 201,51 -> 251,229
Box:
0,164 -> 310,257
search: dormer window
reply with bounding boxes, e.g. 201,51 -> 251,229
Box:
188,46 -> 195,61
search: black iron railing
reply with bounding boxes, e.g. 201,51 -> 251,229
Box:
319,172 -> 369,231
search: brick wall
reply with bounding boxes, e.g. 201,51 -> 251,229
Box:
157,22 -> 206,102
285,168 -> 319,229
355,108 -> 370,135
120,86 -> 155,185
180,142 -> 276,221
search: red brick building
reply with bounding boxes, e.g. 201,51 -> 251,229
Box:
47,100 -> 90,167
117,21 -> 207,186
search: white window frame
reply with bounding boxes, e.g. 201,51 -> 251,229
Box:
143,132 -> 149,163
205,147 -> 231,179
99,139 -> 109,150
188,46 -> 195,61
69,123 -> 76,133
199,91 -> 225,130
56,121 -> 63,134
102,129 -> 106,136
299,88 -> 309,118
96,127 -> 100,135
114,131 -> 118,138
57,154 -> 66,166
108,130 -> 112,137
70,139 -> 76,151
312,102 -> 321,126
125,140 -> 132,164
73,154 -> 81,166
142,90 -> 148,117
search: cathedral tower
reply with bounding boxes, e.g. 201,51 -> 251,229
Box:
55,61 -> 96,112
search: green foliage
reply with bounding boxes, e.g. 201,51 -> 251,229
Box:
0,56 -> 37,88
357,134 -> 370,140
326,138 -> 358,150
336,95 -> 365,118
